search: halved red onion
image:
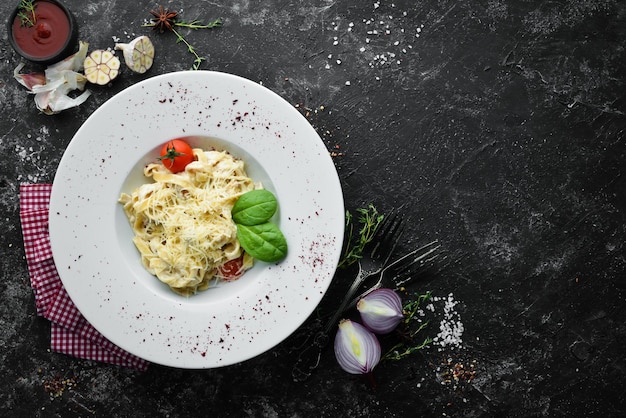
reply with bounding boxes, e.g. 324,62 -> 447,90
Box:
357,288 -> 404,334
334,319 -> 381,374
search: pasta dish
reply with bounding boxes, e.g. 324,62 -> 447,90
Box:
119,149 -> 256,296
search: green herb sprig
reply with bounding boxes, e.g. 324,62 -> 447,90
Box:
175,18 -> 223,31
143,6 -> 222,70
170,18 -> 222,70
337,204 -> 384,269
382,291 -> 433,361
18,0 -> 37,27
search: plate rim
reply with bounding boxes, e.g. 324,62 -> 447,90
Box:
48,70 -> 345,368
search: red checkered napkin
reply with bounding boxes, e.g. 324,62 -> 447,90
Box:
19,184 -> 149,371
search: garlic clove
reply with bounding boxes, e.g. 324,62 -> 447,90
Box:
334,319 -> 381,374
115,35 -> 155,74
13,41 -> 92,114
13,63 -> 46,90
357,288 -> 404,334
13,41 -> 89,91
84,50 -> 121,85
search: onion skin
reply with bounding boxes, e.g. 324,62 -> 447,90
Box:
357,288 -> 404,334
334,319 -> 381,375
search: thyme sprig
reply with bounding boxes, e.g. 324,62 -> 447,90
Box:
18,0 -> 37,27
175,18 -> 223,30
170,18 -> 222,70
337,204 -> 384,269
143,8 -> 222,70
170,27 -> 205,70
382,292 -> 433,361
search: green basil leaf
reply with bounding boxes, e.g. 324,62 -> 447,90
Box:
232,189 -> 277,226
237,222 -> 288,263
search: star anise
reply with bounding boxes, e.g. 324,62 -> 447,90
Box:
149,5 -> 178,33
143,6 -> 223,70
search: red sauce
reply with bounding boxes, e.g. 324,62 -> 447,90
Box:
11,0 -> 70,59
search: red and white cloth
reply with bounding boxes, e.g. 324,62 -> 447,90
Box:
19,184 -> 149,370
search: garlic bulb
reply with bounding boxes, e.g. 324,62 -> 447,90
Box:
84,50 -> 121,85
357,288 -> 404,334
333,319 -> 381,375
115,36 -> 155,74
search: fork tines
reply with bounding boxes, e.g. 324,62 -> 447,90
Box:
385,240 -> 441,289
370,207 -> 405,262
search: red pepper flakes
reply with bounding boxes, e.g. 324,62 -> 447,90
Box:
330,144 -> 344,157
440,357 -> 477,389
42,374 -> 77,399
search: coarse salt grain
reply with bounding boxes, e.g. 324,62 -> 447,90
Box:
430,293 -> 465,351
324,3 -> 426,76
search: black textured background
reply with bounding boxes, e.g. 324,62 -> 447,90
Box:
1,1 -> 625,417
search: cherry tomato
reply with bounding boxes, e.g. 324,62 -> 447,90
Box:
158,139 -> 194,173
218,255 -> 245,281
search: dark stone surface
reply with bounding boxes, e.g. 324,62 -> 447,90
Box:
1,0 -> 625,417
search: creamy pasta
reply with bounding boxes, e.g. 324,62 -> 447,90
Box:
119,149 -> 256,296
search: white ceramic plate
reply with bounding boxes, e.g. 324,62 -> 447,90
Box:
49,71 -> 344,368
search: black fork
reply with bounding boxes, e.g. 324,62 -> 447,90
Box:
291,208 -> 405,381
322,208 -> 405,335
347,240 -> 441,308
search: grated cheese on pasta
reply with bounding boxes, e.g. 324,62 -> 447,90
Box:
119,149 -> 256,296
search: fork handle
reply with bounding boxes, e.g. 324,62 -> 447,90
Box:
291,329 -> 329,382
347,283 -> 382,310
291,268 -> 369,381
322,267 -> 368,334
292,265 -> 374,381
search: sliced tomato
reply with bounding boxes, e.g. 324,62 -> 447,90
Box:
217,255 -> 245,281
158,138 -> 194,173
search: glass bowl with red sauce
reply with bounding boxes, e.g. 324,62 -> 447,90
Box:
7,0 -> 78,65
